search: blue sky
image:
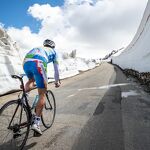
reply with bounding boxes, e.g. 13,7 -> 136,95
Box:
0,0 -> 64,32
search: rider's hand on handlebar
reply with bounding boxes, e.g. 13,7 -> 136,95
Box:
54,80 -> 61,88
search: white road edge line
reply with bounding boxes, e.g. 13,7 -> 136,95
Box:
78,83 -> 130,91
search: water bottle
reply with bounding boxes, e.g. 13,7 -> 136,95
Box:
32,95 -> 39,108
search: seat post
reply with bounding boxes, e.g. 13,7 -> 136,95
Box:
20,78 -> 26,93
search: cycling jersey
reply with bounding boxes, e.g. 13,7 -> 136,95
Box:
23,47 -> 59,88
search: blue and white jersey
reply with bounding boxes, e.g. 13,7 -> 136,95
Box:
24,46 -> 59,82
24,47 -> 58,64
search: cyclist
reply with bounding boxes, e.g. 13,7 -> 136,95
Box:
23,39 -> 60,135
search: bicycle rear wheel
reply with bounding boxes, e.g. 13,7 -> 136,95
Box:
0,100 -> 30,150
41,90 -> 56,128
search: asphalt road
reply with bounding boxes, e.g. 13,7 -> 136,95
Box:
0,62 -> 150,150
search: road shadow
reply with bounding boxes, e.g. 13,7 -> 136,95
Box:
23,142 -> 37,150
71,86 -> 125,150
71,66 -> 125,150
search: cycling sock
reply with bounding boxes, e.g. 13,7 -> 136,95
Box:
34,116 -> 41,126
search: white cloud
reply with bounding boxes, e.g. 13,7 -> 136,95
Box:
0,22 -> 4,28
7,26 -> 42,51
64,0 -> 94,5
28,3 -> 62,21
7,0 -> 148,58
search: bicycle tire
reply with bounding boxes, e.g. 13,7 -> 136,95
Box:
0,100 -> 30,150
41,90 -> 56,128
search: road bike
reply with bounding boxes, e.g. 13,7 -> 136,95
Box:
0,74 -> 56,150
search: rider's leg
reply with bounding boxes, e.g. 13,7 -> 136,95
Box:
24,78 -> 35,92
35,88 -> 47,117
32,87 -> 47,135
23,61 -> 35,92
31,61 -> 47,134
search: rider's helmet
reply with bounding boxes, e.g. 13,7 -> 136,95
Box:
43,39 -> 55,48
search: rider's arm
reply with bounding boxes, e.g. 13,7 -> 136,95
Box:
53,61 -> 59,82
53,53 -> 60,87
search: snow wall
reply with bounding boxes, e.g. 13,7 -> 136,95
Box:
0,28 -> 100,95
0,28 -> 23,95
112,0 -> 150,72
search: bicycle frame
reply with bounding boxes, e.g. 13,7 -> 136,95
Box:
8,96 -> 32,132
8,75 -> 33,131
9,75 -> 56,131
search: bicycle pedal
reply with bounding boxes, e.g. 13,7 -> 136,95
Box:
13,133 -> 21,138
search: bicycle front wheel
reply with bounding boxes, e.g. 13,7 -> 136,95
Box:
0,100 -> 30,150
41,90 -> 56,128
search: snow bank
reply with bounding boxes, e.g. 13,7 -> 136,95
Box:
0,28 -> 23,95
112,0 -> 150,72
0,28 -> 101,95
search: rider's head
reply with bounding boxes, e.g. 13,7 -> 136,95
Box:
43,39 -> 55,48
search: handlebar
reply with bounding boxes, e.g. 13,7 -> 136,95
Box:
48,77 -> 54,80
11,75 -> 61,90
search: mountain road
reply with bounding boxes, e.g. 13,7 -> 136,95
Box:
0,62 -> 150,150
